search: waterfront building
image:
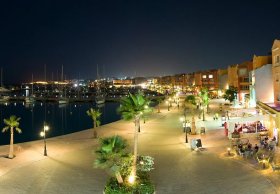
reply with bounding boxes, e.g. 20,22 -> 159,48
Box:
194,69 -> 219,97
248,55 -> 272,107
158,76 -> 174,94
217,68 -> 228,97
255,40 -> 280,143
173,73 -> 186,92
228,61 -> 252,102
272,39 -> 280,103
113,78 -> 133,87
185,73 -> 195,93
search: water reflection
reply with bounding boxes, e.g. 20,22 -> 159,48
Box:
0,102 -> 120,145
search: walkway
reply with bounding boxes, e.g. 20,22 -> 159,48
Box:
0,100 -> 279,194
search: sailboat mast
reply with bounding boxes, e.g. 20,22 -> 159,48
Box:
97,64 -> 99,80
0,68 -> 3,88
61,65 -> 64,81
31,73 -> 34,96
44,64 -> 47,93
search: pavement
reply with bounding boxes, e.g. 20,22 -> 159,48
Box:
0,99 -> 279,194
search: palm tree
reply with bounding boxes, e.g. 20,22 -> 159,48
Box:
86,108 -> 102,138
185,95 -> 197,135
199,88 -> 209,121
117,92 -> 152,181
155,97 -> 164,113
2,115 -> 22,159
94,135 -> 131,184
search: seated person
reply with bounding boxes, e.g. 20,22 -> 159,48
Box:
260,139 -> 265,146
247,143 -> 252,150
239,147 -> 245,155
264,136 -> 269,141
254,144 -> 259,153
269,140 -> 276,150
263,141 -> 268,149
238,143 -> 243,150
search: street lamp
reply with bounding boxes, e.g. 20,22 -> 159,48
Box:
180,109 -> 189,143
166,100 -> 170,111
169,97 -> 172,107
40,122 -> 49,156
185,121 -> 191,143
227,147 -> 231,156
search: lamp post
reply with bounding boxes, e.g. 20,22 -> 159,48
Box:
166,101 -> 169,111
40,122 -> 49,156
200,106 -> 205,121
180,109 -> 189,143
227,147 -> 231,156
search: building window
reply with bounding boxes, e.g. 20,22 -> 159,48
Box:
241,85 -> 249,90
208,74 -> 213,78
202,75 -> 207,79
276,55 -> 280,64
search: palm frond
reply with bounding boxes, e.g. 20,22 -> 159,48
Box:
3,115 -> 21,132
2,126 -> 9,133
15,127 -> 22,133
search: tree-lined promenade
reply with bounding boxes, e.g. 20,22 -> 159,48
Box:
0,99 -> 278,194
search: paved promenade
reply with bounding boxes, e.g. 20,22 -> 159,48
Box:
0,100 -> 279,194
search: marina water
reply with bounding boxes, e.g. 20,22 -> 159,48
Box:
0,101 -> 121,146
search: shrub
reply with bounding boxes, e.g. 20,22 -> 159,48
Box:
104,177 -> 155,194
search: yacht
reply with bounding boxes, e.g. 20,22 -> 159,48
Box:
0,95 -> 10,102
95,94 -> 105,104
94,64 -> 105,105
25,96 -> 35,104
58,98 -> 69,104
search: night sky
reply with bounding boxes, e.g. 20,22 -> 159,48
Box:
1,0 -> 280,84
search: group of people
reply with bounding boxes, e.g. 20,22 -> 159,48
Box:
260,136 -> 276,151
237,136 -> 277,157
237,142 -> 257,156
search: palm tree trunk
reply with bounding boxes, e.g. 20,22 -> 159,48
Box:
132,116 -> 140,179
115,171 -> 124,184
9,127 -> 14,159
93,121 -> 97,138
191,116 -> 196,135
202,107 -> 205,121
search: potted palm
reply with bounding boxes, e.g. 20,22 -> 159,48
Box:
94,135 -> 155,194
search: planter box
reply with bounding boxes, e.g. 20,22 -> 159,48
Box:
103,190 -> 156,194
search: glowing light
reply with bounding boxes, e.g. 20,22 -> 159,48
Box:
40,131 -> 45,137
44,125 -> 49,131
128,175 -> 135,184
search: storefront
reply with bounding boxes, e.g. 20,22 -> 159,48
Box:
227,114 -> 270,139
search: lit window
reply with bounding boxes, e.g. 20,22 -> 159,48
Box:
276,55 -> 280,63
208,74 -> 213,78
202,75 -> 207,78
